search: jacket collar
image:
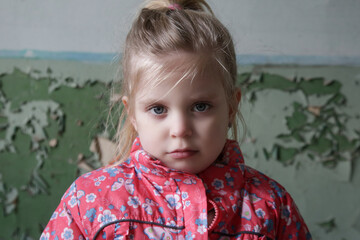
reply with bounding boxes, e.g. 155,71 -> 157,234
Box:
126,137 -> 245,181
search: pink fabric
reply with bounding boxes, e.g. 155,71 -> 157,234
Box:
41,138 -> 312,239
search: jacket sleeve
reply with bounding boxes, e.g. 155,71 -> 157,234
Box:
41,182 -> 85,240
276,191 -> 312,240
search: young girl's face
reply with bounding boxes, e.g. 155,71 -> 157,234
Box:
125,52 -> 232,174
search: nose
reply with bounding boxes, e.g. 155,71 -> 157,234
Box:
170,112 -> 192,138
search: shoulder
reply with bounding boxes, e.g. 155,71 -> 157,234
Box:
241,165 -> 312,238
242,164 -> 289,203
61,163 -> 135,203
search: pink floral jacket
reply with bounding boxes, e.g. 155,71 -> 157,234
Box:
41,138 -> 312,240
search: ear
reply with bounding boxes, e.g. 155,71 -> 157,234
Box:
229,88 -> 242,122
122,96 -> 138,131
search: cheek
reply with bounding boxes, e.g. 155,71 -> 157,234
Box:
199,115 -> 229,137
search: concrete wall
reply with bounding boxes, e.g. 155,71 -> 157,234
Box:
1,0 -> 360,64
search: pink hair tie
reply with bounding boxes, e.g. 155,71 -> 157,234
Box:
168,3 -> 182,10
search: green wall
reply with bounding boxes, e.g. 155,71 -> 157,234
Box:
0,58 -> 359,239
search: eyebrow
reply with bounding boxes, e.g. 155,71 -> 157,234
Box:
137,98 -> 163,106
188,92 -> 220,101
136,89 -> 221,106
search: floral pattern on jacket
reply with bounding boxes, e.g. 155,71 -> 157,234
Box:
41,138 -> 312,240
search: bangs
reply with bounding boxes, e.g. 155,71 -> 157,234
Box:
128,51 -> 220,101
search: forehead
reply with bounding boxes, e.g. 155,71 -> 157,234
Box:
134,51 -> 224,97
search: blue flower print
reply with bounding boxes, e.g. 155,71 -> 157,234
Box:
165,194 -> 181,210
225,172 -> 234,187
150,168 -> 163,176
104,167 -> 119,177
212,178 -> 224,190
264,219 -> 274,233
195,214 -> 207,234
98,175 -> 106,181
281,205 -> 292,225
61,227 -> 74,240
255,208 -> 266,219
85,193 -> 96,203
67,196 -> 78,208
128,196 -> 141,208
140,164 -> 150,173
251,177 -> 261,186
152,182 -> 163,196
185,231 -> 195,240
183,177 -> 197,185
269,180 -> 285,198
85,208 -> 97,223
63,183 -> 76,199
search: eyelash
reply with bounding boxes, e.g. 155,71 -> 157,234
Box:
193,102 -> 211,112
147,102 -> 212,116
149,105 -> 167,115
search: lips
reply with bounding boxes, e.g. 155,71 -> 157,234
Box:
168,149 -> 198,159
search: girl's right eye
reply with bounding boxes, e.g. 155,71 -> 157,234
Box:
149,106 -> 166,115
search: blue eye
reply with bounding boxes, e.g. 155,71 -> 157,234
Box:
150,106 -> 166,115
194,103 -> 209,112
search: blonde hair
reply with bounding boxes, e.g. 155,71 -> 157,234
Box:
112,0 -> 243,162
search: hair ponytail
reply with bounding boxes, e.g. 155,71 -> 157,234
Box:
144,0 -> 213,13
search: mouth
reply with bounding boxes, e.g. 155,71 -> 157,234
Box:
168,149 -> 198,159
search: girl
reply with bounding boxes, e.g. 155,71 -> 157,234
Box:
41,0 -> 312,239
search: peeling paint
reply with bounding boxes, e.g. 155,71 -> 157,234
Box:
318,218 -> 336,233
0,60 -> 359,239
0,100 -> 64,152
239,73 -> 360,175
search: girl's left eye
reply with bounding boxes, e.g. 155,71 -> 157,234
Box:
193,103 -> 210,112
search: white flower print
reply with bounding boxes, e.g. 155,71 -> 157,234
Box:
197,225 -> 207,234
255,208 -> 266,219
97,210 -> 116,226
128,196 -> 141,208
254,225 -> 261,232
50,211 -> 58,220
218,190 -> 227,196
165,194 -> 181,210
181,192 -> 189,199
40,232 -> 50,240
98,175 -> 106,181
67,196 -> 78,208
280,205 -> 292,226
183,200 -> 191,209
86,193 -> 96,203
243,224 -> 252,231
61,227 -> 74,240
181,192 -> 190,209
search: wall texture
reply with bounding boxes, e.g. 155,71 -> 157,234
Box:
0,59 -> 359,239
1,0 -> 360,64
